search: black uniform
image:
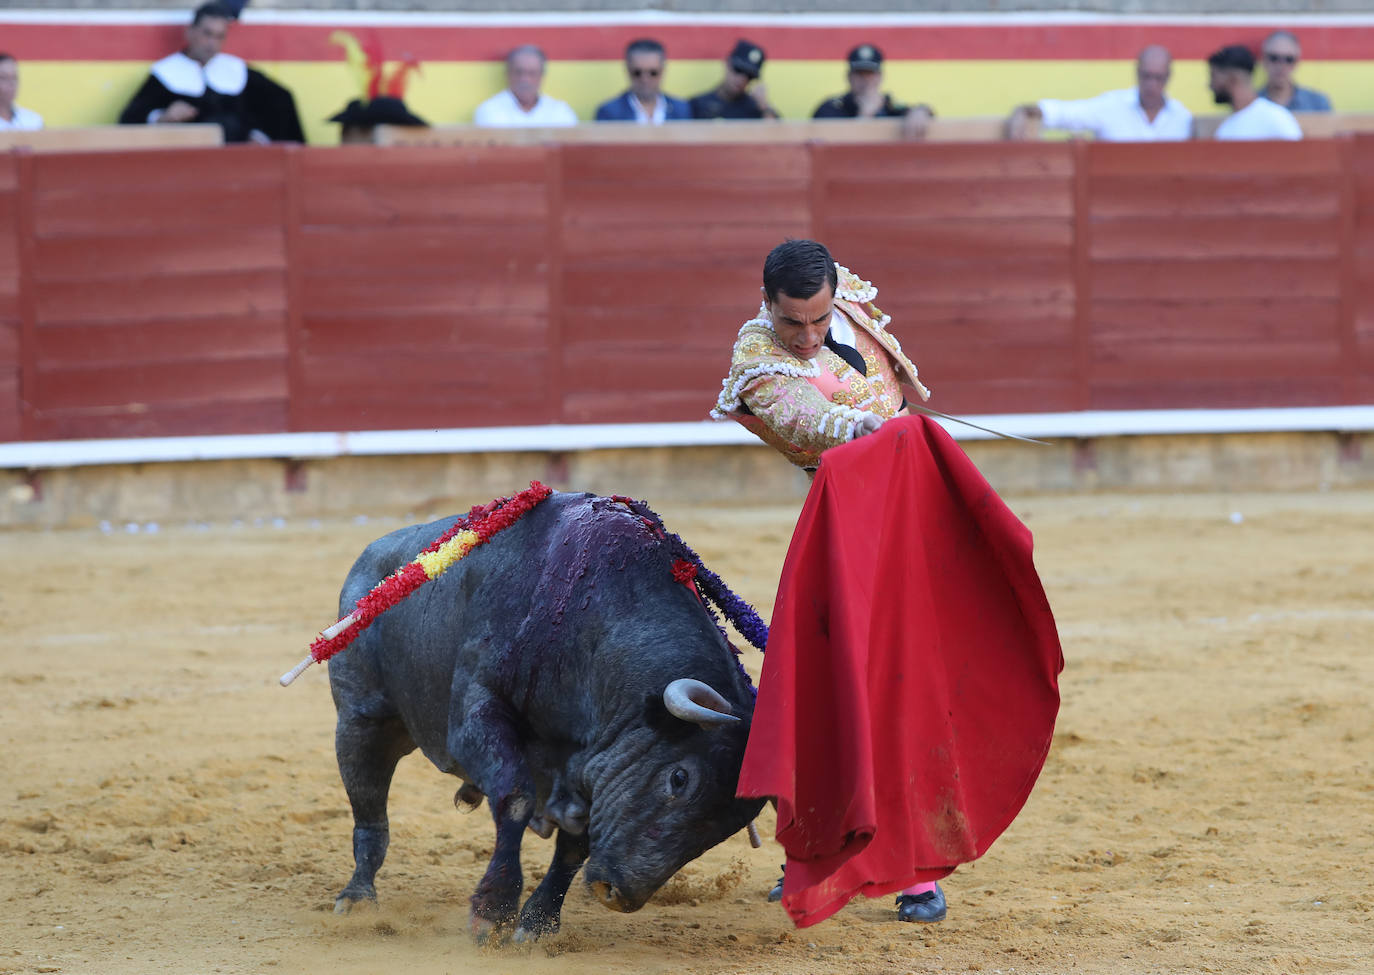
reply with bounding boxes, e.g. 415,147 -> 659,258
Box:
119,51 -> 304,143
812,92 -> 910,119
689,88 -> 768,120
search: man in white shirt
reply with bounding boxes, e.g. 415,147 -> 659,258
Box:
1208,44 -> 1303,141
0,54 -> 44,131
1006,46 -> 1192,141
472,45 -> 578,128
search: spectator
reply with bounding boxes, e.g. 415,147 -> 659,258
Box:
1257,30 -> 1332,113
118,2 -> 304,143
1208,44 -> 1303,141
812,45 -> 932,140
594,39 -> 691,124
328,96 -> 428,145
473,45 -> 577,127
0,54 -> 43,131
689,39 -> 777,120
1005,46 -> 1193,141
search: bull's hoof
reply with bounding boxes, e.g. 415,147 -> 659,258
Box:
512,912 -> 560,943
469,912 -> 506,946
333,892 -> 377,915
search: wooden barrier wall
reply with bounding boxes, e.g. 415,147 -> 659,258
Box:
2,138 -> 1373,444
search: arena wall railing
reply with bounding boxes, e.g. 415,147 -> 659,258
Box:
1,135 -> 1373,473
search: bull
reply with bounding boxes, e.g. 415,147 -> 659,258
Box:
326,491 -> 764,942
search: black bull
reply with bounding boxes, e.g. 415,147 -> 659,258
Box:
327,491 -> 765,941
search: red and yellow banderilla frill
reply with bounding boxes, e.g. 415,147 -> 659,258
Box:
279,481 -> 553,686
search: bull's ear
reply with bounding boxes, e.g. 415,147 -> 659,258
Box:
663,678 -> 739,728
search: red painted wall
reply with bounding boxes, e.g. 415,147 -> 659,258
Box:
1,137 -> 1371,443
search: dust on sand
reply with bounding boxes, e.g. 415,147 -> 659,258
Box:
1,491 -> 1370,975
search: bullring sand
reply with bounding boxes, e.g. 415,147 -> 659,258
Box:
1,490 -> 1370,974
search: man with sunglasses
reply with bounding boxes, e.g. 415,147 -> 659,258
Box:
1257,30 -> 1331,113
594,38 -> 691,124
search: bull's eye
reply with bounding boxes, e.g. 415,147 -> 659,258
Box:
669,767 -> 690,796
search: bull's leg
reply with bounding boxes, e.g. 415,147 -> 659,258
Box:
449,690 -> 536,942
513,827 -> 590,943
334,712 -> 415,912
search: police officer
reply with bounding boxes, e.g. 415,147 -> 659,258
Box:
812,44 -> 933,137
689,39 -> 777,120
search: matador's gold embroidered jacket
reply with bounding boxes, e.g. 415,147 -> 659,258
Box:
711,265 -> 930,470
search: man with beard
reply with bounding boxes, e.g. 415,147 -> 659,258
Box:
1208,44 -> 1302,141
119,2 -> 304,143
689,40 -> 778,120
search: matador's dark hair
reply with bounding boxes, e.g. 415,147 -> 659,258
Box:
763,239 -> 838,303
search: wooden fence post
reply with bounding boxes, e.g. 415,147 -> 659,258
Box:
545,144 -> 565,426
15,150 -> 38,441
1071,139 -> 1093,412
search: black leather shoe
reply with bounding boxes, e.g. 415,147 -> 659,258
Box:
895,883 -> 947,923
767,865 -> 784,902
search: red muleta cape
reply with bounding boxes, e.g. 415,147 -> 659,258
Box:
737,414 -> 1064,927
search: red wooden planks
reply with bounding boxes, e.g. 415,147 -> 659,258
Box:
0,140 -> 1370,443
1088,140 -> 1343,178
816,143 -> 1074,181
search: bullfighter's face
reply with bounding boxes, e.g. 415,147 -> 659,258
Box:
768,285 -> 836,361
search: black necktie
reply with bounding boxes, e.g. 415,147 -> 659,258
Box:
825,332 -> 867,375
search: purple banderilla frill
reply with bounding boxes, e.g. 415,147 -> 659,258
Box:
611,495 -> 770,698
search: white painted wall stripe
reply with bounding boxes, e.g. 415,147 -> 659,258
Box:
4,10 -> 1374,28
2,406 -> 1372,470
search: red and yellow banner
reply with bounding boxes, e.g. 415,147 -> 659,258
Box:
5,14 -> 1374,145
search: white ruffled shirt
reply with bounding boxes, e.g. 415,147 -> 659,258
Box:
145,51 -> 248,123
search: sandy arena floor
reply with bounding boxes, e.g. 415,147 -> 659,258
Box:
1,488 -> 1371,975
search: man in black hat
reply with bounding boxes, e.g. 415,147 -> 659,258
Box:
689,39 -> 778,120
813,44 -> 932,138
328,96 -> 428,144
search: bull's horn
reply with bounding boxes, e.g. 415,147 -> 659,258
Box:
663,678 -> 739,727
